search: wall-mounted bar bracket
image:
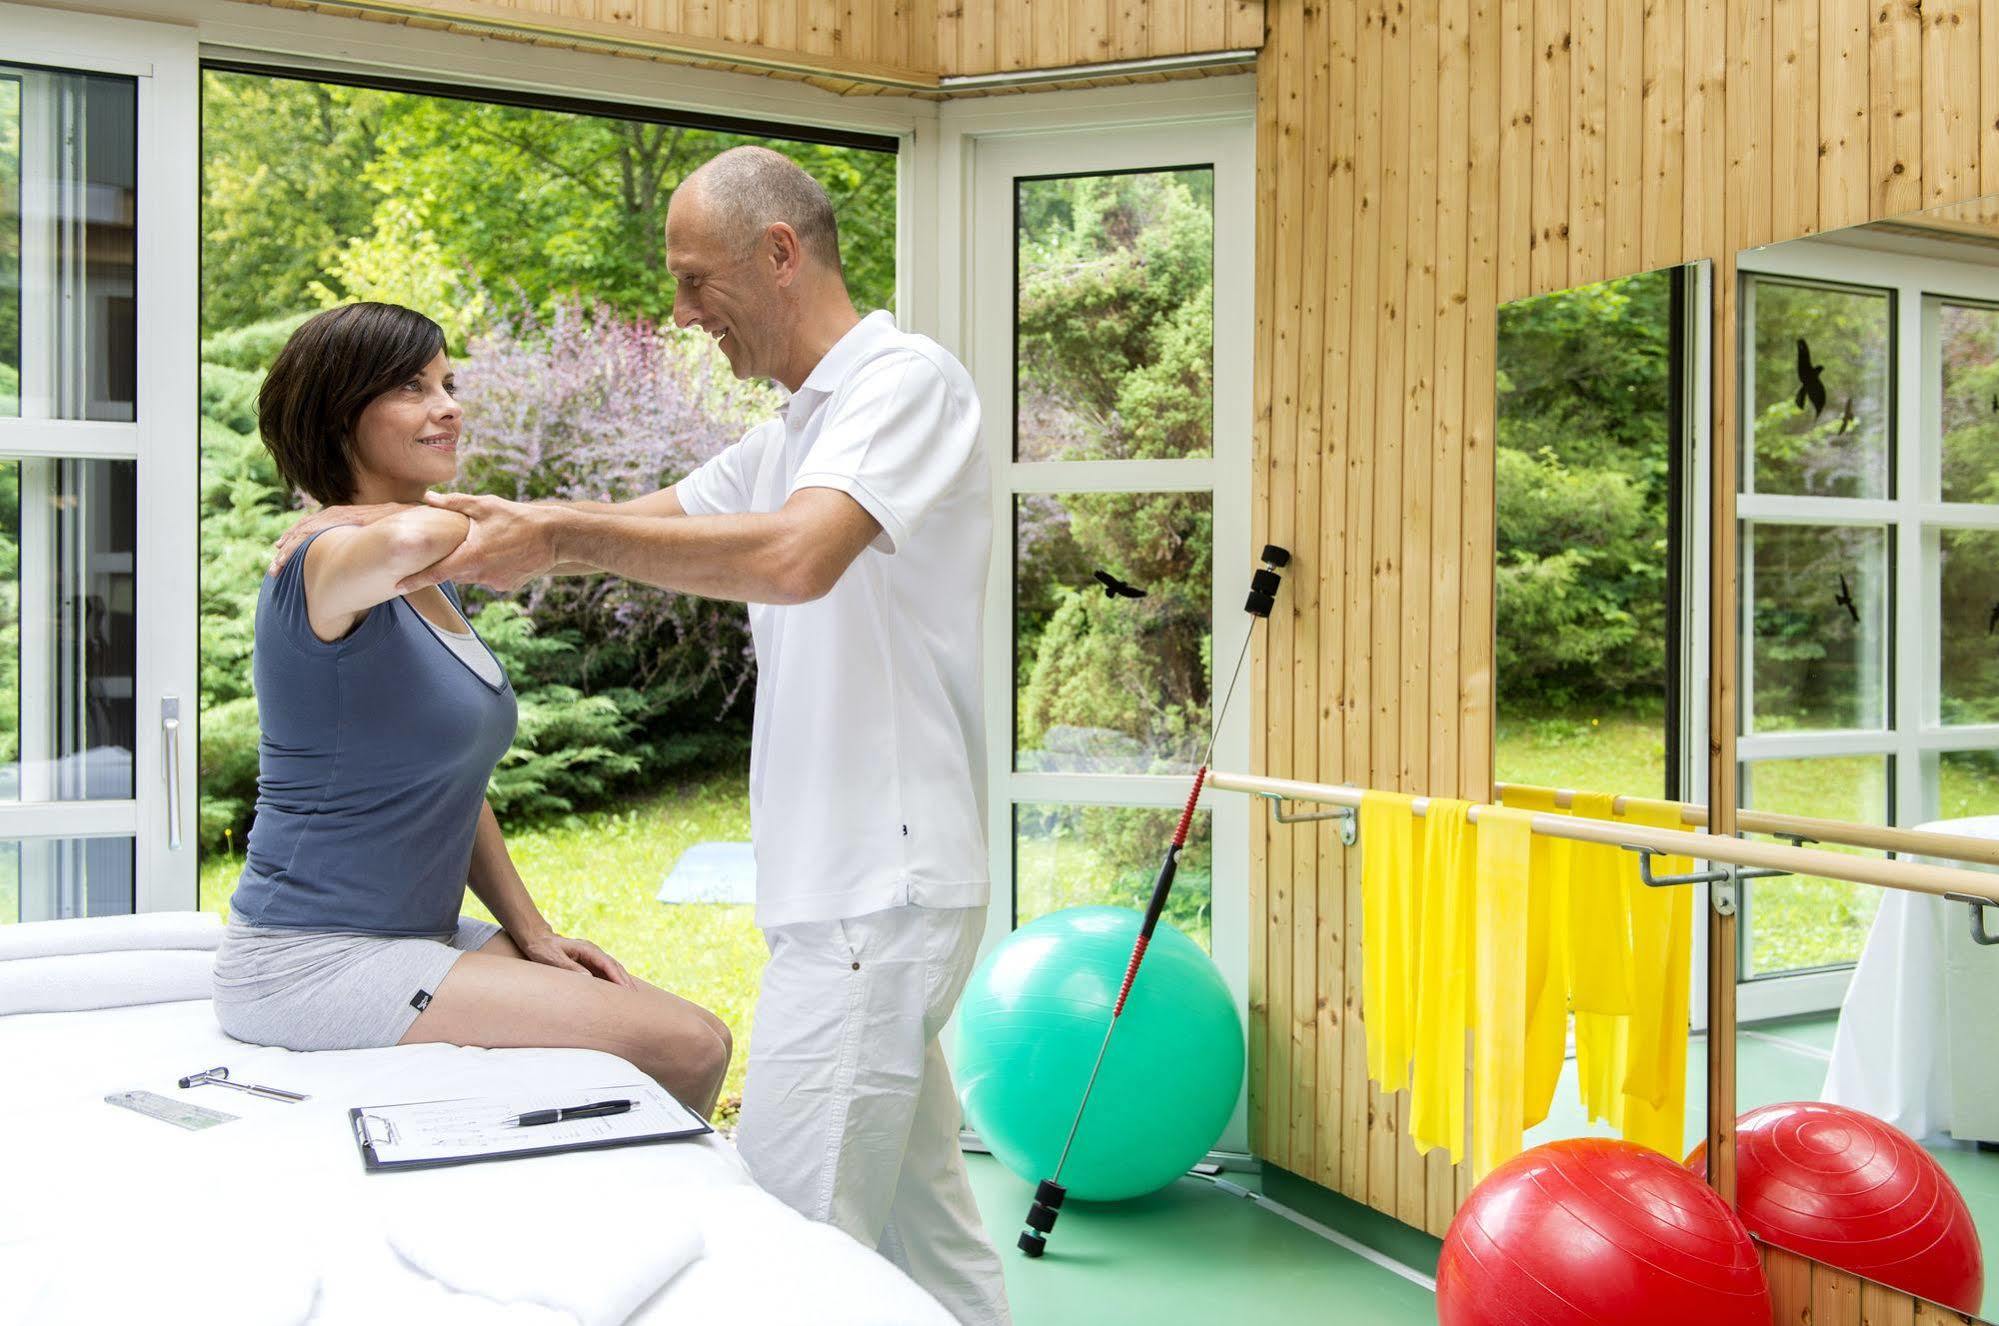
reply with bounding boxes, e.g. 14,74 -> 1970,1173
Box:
1944,893 -> 1999,947
1256,793 -> 1358,846
1623,847 -> 1791,918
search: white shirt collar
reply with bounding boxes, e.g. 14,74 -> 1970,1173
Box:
792,310 -> 897,401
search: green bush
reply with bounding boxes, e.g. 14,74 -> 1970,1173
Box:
199,312 -> 318,374
1493,445 -> 1666,708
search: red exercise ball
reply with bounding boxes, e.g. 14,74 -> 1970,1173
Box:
1437,1138 -> 1771,1326
1687,1101 -> 1984,1314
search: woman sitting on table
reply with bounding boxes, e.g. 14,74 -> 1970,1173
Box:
211,302 -> 731,1116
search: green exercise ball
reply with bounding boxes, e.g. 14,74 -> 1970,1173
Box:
955,905 -> 1244,1202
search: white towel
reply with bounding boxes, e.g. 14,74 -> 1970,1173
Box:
0,910 -> 220,961
383,1163 -> 705,1326
0,948 -> 214,1015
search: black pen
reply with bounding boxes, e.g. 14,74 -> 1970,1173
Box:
510,1098 -> 635,1128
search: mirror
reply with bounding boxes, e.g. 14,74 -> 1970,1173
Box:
1733,198 -> 1999,1318
1490,261 -> 1712,1161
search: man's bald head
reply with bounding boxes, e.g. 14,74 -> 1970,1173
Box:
680,145 -> 843,273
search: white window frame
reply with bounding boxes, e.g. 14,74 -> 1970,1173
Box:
956,109 -> 1255,1152
0,3 -> 199,914
1734,232 -> 1999,1015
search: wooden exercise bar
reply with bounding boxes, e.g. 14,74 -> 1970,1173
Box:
1492,781 -> 1999,871
1208,770 -> 1999,908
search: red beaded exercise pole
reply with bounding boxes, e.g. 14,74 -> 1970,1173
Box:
1018,543 -> 1291,1259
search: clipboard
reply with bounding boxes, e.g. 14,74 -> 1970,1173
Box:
349,1081 -> 712,1172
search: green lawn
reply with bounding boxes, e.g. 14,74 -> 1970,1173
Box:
200,762 -> 767,1122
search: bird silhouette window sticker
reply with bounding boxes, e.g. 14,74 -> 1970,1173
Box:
1938,301 -> 1999,505
1747,279 -> 1892,499
1744,521 -> 1890,734
1013,491 -> 1213,776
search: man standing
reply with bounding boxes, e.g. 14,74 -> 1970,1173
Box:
381,147 -> 1007,1324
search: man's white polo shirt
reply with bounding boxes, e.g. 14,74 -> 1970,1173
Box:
675,311 -> 992,929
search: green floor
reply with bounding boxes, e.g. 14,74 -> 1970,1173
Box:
965,1156 -> 1438,1326
957,1011 -> 1999,1324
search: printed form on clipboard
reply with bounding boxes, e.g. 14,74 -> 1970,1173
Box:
350,1082 -> 711,1172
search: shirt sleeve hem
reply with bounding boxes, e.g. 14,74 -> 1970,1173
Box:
790,470 -> 908,555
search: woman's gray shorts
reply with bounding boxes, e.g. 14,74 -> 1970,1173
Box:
211,914 -> 503,1051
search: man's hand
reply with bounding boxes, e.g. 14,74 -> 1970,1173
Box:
268,503 -> 410,577
394,491 -> 563,594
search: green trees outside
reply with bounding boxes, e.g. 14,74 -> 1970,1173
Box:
1009,169 -> 1219,942
1495,270 -> 1674,735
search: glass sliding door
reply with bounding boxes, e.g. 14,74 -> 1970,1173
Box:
0,7 -> 199,918
971,119 -> 1253,1148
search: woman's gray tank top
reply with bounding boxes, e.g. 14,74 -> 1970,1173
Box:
229,529 -> 518,935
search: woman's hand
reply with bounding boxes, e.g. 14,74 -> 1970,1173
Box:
517,932 -> 639,988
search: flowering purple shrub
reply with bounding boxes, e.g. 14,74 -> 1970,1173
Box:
454,297 -> 779,757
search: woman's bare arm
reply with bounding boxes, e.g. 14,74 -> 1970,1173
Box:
301,507 -> 469,642
463,800 -> 635,985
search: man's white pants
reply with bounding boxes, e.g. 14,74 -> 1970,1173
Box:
738,904 -> 1011,1326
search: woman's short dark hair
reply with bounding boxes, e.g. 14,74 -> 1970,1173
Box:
257,303 -> 446,505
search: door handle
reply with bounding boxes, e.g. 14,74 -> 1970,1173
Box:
161,697 -> 182,852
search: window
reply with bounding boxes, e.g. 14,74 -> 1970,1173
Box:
1736,248 -> 1999,985
0,12 -> 199,921
970,120 -> 1252,1018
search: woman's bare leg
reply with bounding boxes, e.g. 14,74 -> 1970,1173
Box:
399,939 -> 733,1116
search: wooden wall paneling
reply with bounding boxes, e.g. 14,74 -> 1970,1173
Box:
1603,0 -> 1641,316
1159,0 -> 1183,65
802,0 -> 838,55
996,0 -> 1032,69
1339,0 -> 1385,1205
964,0 -> 995,74
1812,1260 -> 1866,1326
1231,0 -> 1263,49
1861,1279 -> 1921,1326
1069,0 -> 1111,67
1112,0 -> 1155,61
1870,0 -> 1924,219
1247,3 -> 1277,1162
1496,0 -> 1533,303
1913,1302 -> 1980,1326
1395,0 -> 1441,1227
1822,0 -> 1872,229
1924,0 -> 1979,210
1529,0 -> 1569,293
1682,0 -> 1725,270
1418,0 -> 1472,1237
1368,0 -> 1411,1215
1762,1245 -> 1814,1320
1640,0 -> 1684,270
1731,0 -> 1772,252
1264,0 -> 1305,1180
1289,0 -> 1329,1187
1032,0 -> 1064,70
1772,0 -> 1819,240
936,0 -> 961,72
1191,0 -> 1228,50
1250,0 -> 1999,1293
1317,0 -> 1359,1201
1984,0 -> 1999,197
1569,0 -> 1605,281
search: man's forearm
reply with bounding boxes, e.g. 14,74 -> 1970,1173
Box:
548,507 -> 814,604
